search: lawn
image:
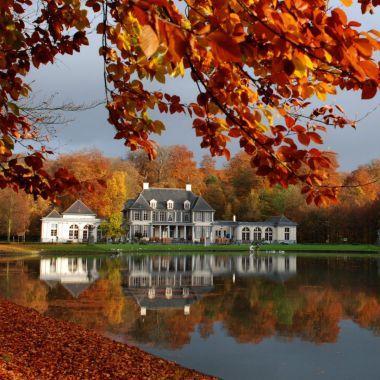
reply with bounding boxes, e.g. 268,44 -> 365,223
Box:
1,242 -> 380,255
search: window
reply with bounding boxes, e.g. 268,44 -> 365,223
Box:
96,228 -> 102,242
143,211 -> 149,221
242,227 -> 250,241
284,227 -> 290,241
153,211 -> 158,221
50,224 -> 57,237
50,258 -> 57,273
150,199 -> 157,209
143,225 -> 149,237
167,200 -> 174,209
253,227 -> 262,241
167,212 -> 174,222
134,211 -> 140,221
265,227 -> 273,241
195,212 -> 202,222
184,212 -> 190,222
184,200 -> 190,210
159,211 -> 166,221
68,258 -> 78,272
204,212 -> 211,222
83,225 -> 89,240
69,224 -> 79,240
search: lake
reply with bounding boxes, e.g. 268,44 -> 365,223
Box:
1,253 -> 380,379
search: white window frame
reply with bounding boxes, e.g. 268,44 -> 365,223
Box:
265,227 -> 273,241
184,200 -> 190,210
253,227 -> 262,241
50,223 -> 58,237
150,199 -> 157,209
69,224 -> 79,240
242,227 -> 250,241
167,200 -> 174,209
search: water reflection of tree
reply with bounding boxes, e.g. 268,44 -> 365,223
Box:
45,258 -> 138,333
5,257 -> 380,350
0,262 -> 48,313
126,258 -> 380,348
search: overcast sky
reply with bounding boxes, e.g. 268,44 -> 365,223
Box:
27,1 -> 379,172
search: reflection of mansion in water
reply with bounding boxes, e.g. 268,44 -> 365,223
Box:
124,255 -> 297,316
40,257 -> 100,297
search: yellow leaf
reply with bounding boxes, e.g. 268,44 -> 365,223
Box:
302,54 -> 314,70
139,25 -> 159,58
340,0 -> 352,6
292,57 -> 306,78
324,49 -> 332,63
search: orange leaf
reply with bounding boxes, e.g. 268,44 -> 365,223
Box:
207,31 -> 242,63
139,25 -> 159,58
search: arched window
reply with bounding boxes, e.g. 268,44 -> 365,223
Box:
167,200 -> 174,209
253,227 -> 262,241
68,258 -> 78,272
150,199 -> 157,209
184,200 -> 190,210
83,225 -> 90,240
69,224 -> 79,240
265,227 -> 273,241
242,227 -> 250,241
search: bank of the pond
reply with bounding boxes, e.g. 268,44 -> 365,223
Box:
0,299 -> 217,380
1,242 -> 380,256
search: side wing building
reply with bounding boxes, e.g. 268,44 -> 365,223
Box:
41,200 -> 102,243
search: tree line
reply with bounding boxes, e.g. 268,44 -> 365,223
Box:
0,145 -> 379,243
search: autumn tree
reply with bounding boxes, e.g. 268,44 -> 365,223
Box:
1,0 -> 379,204
0,188 -> 33,241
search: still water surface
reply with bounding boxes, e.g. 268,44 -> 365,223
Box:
1,253 -> 380,379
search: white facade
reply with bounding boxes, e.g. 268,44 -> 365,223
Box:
212,220 -> 297,244
41,200 -> 102,243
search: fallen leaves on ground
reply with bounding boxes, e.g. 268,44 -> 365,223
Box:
0,299 -> 218,379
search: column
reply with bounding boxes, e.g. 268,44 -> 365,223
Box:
175,225 -> 178,239
184,225 -> 187,241
192,226 -> 195,242
159,225 -> 162,239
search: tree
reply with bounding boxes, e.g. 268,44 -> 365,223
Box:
1,0 -> 379,205
0,188 -> 32,241
100,213 -> 124,241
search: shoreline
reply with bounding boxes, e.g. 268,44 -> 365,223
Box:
1,242 -> 380,257
0,299 -> 217,379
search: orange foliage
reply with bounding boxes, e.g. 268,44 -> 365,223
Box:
0,0 -> 379,205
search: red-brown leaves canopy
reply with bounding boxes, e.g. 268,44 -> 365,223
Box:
0,0 -> 379,204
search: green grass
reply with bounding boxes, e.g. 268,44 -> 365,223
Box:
1,242 -> 380,256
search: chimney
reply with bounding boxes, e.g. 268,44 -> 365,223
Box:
143,182 -> 149,190
185,184 -> 192,191
233,214 -> 236,222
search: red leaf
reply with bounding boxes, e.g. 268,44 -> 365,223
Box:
298,133 -> 310,146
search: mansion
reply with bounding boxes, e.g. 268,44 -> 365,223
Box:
123,183 -> 297,244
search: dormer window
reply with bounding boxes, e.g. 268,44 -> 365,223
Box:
167,200 -> 174,209
150,199 -> 157,209
184,200 -> 190,210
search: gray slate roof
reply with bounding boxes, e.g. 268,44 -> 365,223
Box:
62,283 -> 90,298
45,210 -> 62,218
62,200 -> 95,215
125,188 -> 214,211
265,215 -> 297,226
